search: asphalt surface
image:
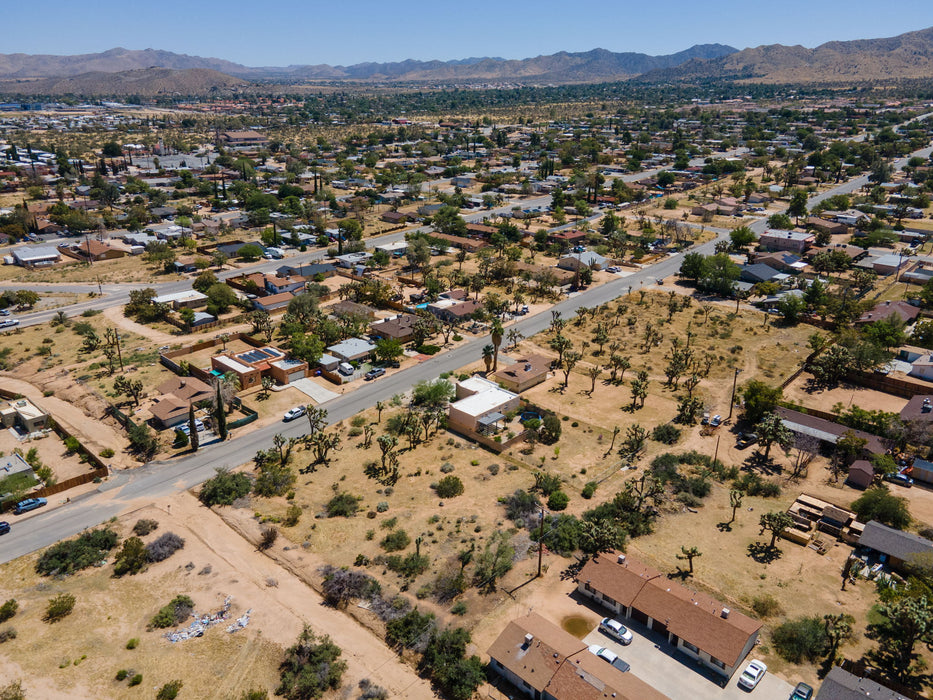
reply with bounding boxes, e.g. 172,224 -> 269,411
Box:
1,139 -> 931,563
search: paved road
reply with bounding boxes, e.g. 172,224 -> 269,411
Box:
2,138 -> 931,563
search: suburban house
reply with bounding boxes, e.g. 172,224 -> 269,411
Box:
908,354 -> 933,382
212,346 -> 308,388
816,665 -> 910,700
334,251 -> 372,269
0,398 -> 49,432
806,244 -> 868,265
577,552 -> 761,679
252,292 -> 294,312
426,297 -> 483,323
487,612 -> 669,700
557,251 -> 608,272
263,274 -> 306,295
759,230 -> 815,253
447,376 -> 520,434
326,337 -> 376,363
379,211 -> 407,225
899,396 -> 933,425
465,222 -> 498,238
871,254 -> 910,277
149,376 -> 214,429
806,216 -> 849,236
856,300 -> 920,326
153,290 -> 208,310
740,263 -> 783,284
548,229 -> 587,246
374,240 -> 408,257
430,232 -> 488,252
62,239 -> 126,262
491,355 -> 551,393
0,452 -> 37,487
751,252 -> 807,274
220,130 -> 269,149
329,300 -> 377,320
858,520 -> 933,574
10,246 -> 62,267
370,313 -> 419,343
775,407 -> 885,456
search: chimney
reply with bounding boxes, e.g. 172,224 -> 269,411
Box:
524,633 -> 534,645
617,554 -> 626,564
721,607 -> 731,619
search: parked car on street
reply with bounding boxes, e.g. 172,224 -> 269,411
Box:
13,498 -> 47,515
0,522 -> 10,535
0,319 -> 19,329
365,367 -> 386,381
599,617 -> 633,645
738,660 -> 767,690
283,406 -> 307,422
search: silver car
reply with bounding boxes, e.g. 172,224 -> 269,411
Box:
599,617 -> 634,645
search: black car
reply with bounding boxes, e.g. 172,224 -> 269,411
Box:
0,522 -> 9,535
736,432 -> 758,449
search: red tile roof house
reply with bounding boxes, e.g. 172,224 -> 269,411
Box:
487,612 -> 670,700
577,552 -> 761,680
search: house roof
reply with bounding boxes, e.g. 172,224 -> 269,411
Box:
149,394 -> 188,422
578,553 -> 760,667
327,337 -> 376,358
155,376 -> 212,403
857,300 -> 920,325
775,407 -> 886,455
741,263 -> 781,283
899,395 -> 933,423
492,355 -> 551,384
487,613 -> 669,700
816,665 -> 909,700
847,460 -> 874,487
451,386 -> 517,417
371,313 -> 418,337
859,520 -> 933,563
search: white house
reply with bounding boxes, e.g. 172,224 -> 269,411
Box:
448,377 -> 519,433
12,246 -> 61,268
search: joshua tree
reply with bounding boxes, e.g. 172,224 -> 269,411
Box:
676,545 -> 702,574
729,489 -> 743,524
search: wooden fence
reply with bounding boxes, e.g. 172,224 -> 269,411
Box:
845,370 -> 933,399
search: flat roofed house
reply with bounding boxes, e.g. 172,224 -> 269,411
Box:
448,378 -> 519,434
326,337 -> 376,362
221,130 -> 268,149
12,246 -> 61,267
0,398 -> 49,432
577,552 -> 761,679
759,230 -> 815,253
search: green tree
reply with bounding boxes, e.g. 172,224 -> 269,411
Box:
729,226 -> 756,251
277,626 -> 347,700
788,189 -> 809,224
777,294 -> 806,325
867,595 -> 933,689
199,469 -> 251,506
187,403 -> 199,451
741,380 -> 782,424
851,487 -> 911,530
755,412 -> 793,458
759,511 -> 793,547
113,536 -> 148,577
374,338 -> 403,363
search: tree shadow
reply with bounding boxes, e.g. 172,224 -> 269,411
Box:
716,521 -> 733,532
667,567 -> 692,581
560,558 -> 586,582
747,541 -> 782,564
743,452 -> 783,476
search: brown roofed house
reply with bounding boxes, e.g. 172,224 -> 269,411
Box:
856,300 -> 920,325
155,376 -> 213,405
149,395 -> 190,429
370,313 -> 419,343
492,355 -> 551,392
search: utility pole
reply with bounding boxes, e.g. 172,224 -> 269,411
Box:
537,507 -> 545,579
713,434 -> 721,464
727,368 -> 742,421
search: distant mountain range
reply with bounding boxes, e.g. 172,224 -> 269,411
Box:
642,26 -> 933,83
0,27 -> 932,94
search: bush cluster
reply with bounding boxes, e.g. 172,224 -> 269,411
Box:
150,595 -> 194,629
146,532 -> 186,563
36,529 -> 119,576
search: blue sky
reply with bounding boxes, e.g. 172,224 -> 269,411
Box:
5,0 -> 933,66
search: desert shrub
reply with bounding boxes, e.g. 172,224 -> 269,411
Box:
347,427 -> 363,437
357,679 -> 388,700
100,447 -> 115,458
532,471 -> 562,496
582,481 -> 598,499
150,595 -> 194,629
283,504 -> 302,527
385,553 -> 431,579
126,638 -> 139,650
651,423 -> 682,445
112,536 -> 148,576
851,487 -> 912,530
44,593 -> 76,623
0,600 -> 17,624
129,674 -> 143,687
156,680 -> 183,700
487,464 -> 499,476
771,616 -> 828,663
531,514 -> 582,555
115,670 -> 128,681
132,519 -> 159,536
351,415 -> 367,428
751,594 -> 783,618
240,691 -> 269,700
683,476 -> 711,498
539,414 -> 562,444
385,608 -> 436,650
36,529 -> 118,576
258,527 -> 278,550
0,627 -> 16,644
376,501 -> 389,513
440,462 -> 455,474
320,565 -> 380,608
501,489 -> 540,525
451,601 -> 468,616
199,469 -> 251,506
277,626 -> 346,700
547,490 -> 569,511
732,472 -> 782,497
380,530 -> 411,552
676,492 -> 702,508
434,476 -> 464,498
326,492 -> 362,517
146,532 -> 186,563
420,627 -> 486,700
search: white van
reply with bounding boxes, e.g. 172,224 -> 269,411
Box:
338,362 -> 354,376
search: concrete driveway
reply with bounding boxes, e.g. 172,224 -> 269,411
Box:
582,621 -> 793,700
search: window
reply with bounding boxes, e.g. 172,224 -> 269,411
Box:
584,582 -> 593,592
603,595 -> 617,607
710,657 -> 726,669
683,641 -> 699,653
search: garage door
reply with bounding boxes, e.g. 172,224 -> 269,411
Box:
287,370 -> 305,383
652,620 -> 668,636
631,608 -> 648,626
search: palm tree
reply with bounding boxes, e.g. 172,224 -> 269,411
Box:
482,344 -> 494,373
490,319 -> 504,371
